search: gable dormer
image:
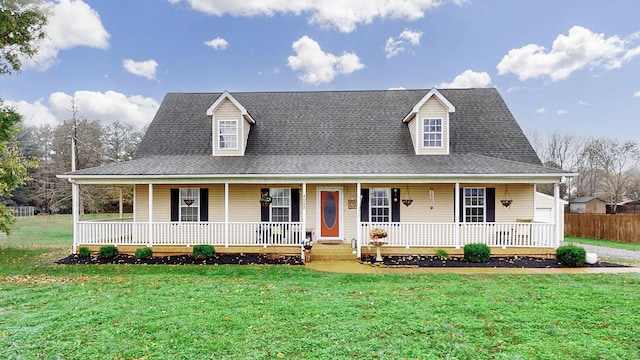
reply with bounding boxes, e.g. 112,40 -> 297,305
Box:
403,88 -> 455,155
207,91 -> 255,156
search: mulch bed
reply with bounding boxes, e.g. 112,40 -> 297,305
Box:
55,254 -> 304,266
361,255 -> 628,268
55,254 -> 627,268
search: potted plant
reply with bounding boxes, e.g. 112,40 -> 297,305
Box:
369,228 -> 388,262
303,238 -> 313,250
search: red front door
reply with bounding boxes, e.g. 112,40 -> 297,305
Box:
320,190 -> 340,238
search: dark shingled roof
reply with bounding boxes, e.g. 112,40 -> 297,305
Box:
69,88 -> 566,178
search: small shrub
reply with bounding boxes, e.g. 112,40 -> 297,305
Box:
192,244 -> 215,260
98,245 -> 119,259
134,247 -> 153,259
435,249 -> 449,260
78,247 -> 91,257
556,245 -> 586,267
464,243 -> 491,263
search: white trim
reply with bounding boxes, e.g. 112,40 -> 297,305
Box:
316,187 -> 344,241
462,186 -> 487,223
72,182 -> 79,254
421,117 -> 444,149
356,182 -> 362,258
403,88 -> 455,123
454,182 -> 460,248
148,183 -> 153,247
179,187 -> 200,222
225,183 -> 229,247
59,172 -> 575,185
206,91 -> 255,123
217,119 -> 239,151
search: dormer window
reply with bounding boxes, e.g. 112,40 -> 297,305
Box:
207,91 -> 256,156
422,118 -> 443,148
403,88 -> 455,155
219,120 -> 238,150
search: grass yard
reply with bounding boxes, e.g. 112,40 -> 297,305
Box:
1,216 -> 639,359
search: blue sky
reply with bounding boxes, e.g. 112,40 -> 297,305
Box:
2,0 -> 640,145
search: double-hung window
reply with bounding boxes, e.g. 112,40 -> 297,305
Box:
219,120 -> 237,149
464,187 -> 485,223
370,188 -> 391,222
422,118 -> 443,148
270,188 -> 290,222
179,188 -> 200,222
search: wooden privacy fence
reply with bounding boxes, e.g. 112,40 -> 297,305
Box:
565,214 -> 640,244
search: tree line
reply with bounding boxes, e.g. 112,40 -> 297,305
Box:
528,130 -> 640,203
9,118 -> 146,214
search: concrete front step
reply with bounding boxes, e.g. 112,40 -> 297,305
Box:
308,243 -> 358,261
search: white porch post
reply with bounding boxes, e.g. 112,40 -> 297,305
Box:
224,183 -> 229,248
356,182 -> 362,258
148,183 -> 153,247
118,187 -> 123,219
132,185 -> 137,222
71,181 -> 79,254
301,182 -> 307,259
553,182 -> 561,248
454,182 -> 460,249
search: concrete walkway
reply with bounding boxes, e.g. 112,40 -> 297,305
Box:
304,260 -> 640,274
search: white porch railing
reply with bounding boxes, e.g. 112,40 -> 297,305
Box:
361,222 -> 556,248
77,221 -> 306,247
78,221 -> 557,249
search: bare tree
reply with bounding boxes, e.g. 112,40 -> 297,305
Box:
581,138 -> 639,203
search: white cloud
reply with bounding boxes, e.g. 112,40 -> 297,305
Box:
578,100 -> 589,106
204,37 -> 229,50
43,90 -> 160,128
634,91 -> 640,98
5,99 -> 58,127
123,59 -> 159,80
535,108 -> 546,114
439,70 -> 491,88
497,26 -> 640,81
25,0 -> 110,70
169,0 -> 449,33
287,36 -> 364,85
385,29 -> 423,58
389,87 -> 406,90
557,109 -> 568,115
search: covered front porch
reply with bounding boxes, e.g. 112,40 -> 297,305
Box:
69,179 -> 565,259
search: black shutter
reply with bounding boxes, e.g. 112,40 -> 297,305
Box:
360,189 -> 369,222
199,188 -> 209,221
291,188 -> 300,222
260,188 -> 270,222
170,188 -> 179,222
458,188 -> 464,223
486,187 -> 495,223
391,188 -> 400,222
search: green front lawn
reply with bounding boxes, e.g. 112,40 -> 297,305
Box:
1,216 -> 639,359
